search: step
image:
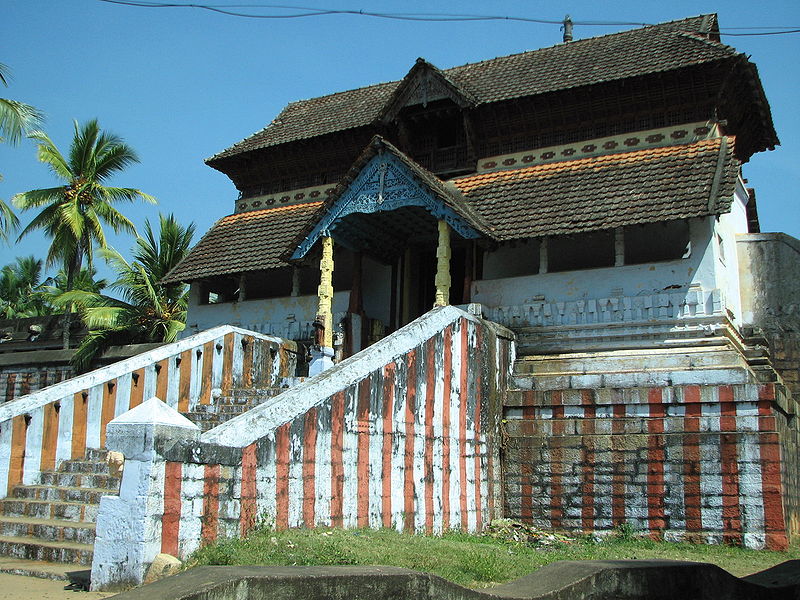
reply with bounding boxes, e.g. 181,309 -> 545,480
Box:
57,459 -> 114,475
0,535 -> 93,566
11,485 -> 113,504
0,498 -> 99,522
513,346 -> 749,377
39,470 -> 119,490
0,515 -> 95,544
82,448 -> 109,462
511,366 -> 753,391
0,556 -> 78,581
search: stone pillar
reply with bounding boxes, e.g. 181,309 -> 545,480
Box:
90,397 -> 200,591
433,220 -> 451,307
310,236 -> 335,376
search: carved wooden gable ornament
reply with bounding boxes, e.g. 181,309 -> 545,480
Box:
291,150 -> 481,260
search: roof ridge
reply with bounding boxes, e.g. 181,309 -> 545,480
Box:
208,13 -> 755,162
443,14 -> 716,74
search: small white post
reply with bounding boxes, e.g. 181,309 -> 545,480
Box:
90,397 -> 200,591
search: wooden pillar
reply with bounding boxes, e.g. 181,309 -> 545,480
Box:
539,238 -> 548,274
347,252 -> 364,357
238,274 -> 247,301
291,267 -> 300,297
434,220 -> 452,307
316,236 -> 334,348
614,227 -> 625,267
401,248 -> 412,325
348,252 -> 363,314
463,241 -> 474,304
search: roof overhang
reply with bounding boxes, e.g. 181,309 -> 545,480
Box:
290,146 -> 483,260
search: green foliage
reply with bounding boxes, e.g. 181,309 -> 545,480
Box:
12,118 -> 155,347
60,213 -> 194,371
0,62 -> 44,240
614,522 -> 636,541
0,255 -> 51,317
0,63 -> 44,147
13,119 -> 154,287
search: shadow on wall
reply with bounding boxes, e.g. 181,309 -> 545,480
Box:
104,560 -> 800,600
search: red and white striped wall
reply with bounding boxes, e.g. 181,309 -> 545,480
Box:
504,383 -> 789,550
153,307 -> 513,559
0,326 -> 293,498
1,366 -> 75,405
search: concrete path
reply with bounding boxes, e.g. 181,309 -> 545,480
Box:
0,572 -> 112,599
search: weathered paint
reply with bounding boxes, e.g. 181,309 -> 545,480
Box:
504,382 -> 792,550
0,325 -> 294,500
0,366 -> 74,405
95,307 -> 512,569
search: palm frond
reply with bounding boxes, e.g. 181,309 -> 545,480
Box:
102,186 -> 157,205
0,98 -> 44,146
27,130 -> 72,180
0,198 -> 19,240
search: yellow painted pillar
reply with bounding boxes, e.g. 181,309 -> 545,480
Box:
433,220 -> 451,307
317,235 -> 335,348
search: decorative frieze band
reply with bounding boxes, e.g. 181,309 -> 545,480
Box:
477,121 -> 720,174
235,183 -> 335,214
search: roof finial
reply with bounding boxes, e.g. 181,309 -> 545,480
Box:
562,15 -> 573,43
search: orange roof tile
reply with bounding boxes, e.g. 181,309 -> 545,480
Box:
453,137 -> 739,240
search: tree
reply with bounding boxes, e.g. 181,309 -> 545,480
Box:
13,119 -> 155,347
0,256 -> 50,318
59,214 -> 195,371
0,62 -> 44,239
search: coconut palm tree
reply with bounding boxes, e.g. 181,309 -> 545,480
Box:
13,118 -> 155,347
0,255 -> 51,318
59,214 -> 194,371
0,62 -> 44,238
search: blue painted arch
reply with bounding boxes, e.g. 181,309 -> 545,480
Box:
291,153 -> 480,260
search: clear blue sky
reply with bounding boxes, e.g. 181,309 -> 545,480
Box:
2,0 -> 799,282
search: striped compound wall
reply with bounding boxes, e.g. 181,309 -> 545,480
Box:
0,325 -> 294,499
503,383 -> 792,550
91,307 -> 513,589
1,366 -> 74,404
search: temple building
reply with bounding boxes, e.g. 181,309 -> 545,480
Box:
156,14 -> 800,547
165,13 -> 777,374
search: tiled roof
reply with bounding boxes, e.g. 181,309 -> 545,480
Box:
452,137 -> 739,240
209,15 -> 733,161
162,202 -> 322,283
169,137 -> 738,283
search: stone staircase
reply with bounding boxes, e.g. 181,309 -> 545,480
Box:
510,344 -> 771,392
0,448 -> 119,580
0,379 -> 300,581
183,379 -> 303,432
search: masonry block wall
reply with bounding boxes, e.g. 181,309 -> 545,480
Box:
1,366 -> 74,403
0,326 -> 294,499
104,309 -> 512,569
773,387 -> 800,540
503,383 -> 792,550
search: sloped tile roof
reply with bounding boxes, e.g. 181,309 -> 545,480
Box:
162,202 -> 322,283
452,137 -> 739,240
209,15 -> 734,161
169,137 -> 739,283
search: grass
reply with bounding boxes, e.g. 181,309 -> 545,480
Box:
186,525 -> 799,589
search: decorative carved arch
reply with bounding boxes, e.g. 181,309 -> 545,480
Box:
291,152 -> 481,260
